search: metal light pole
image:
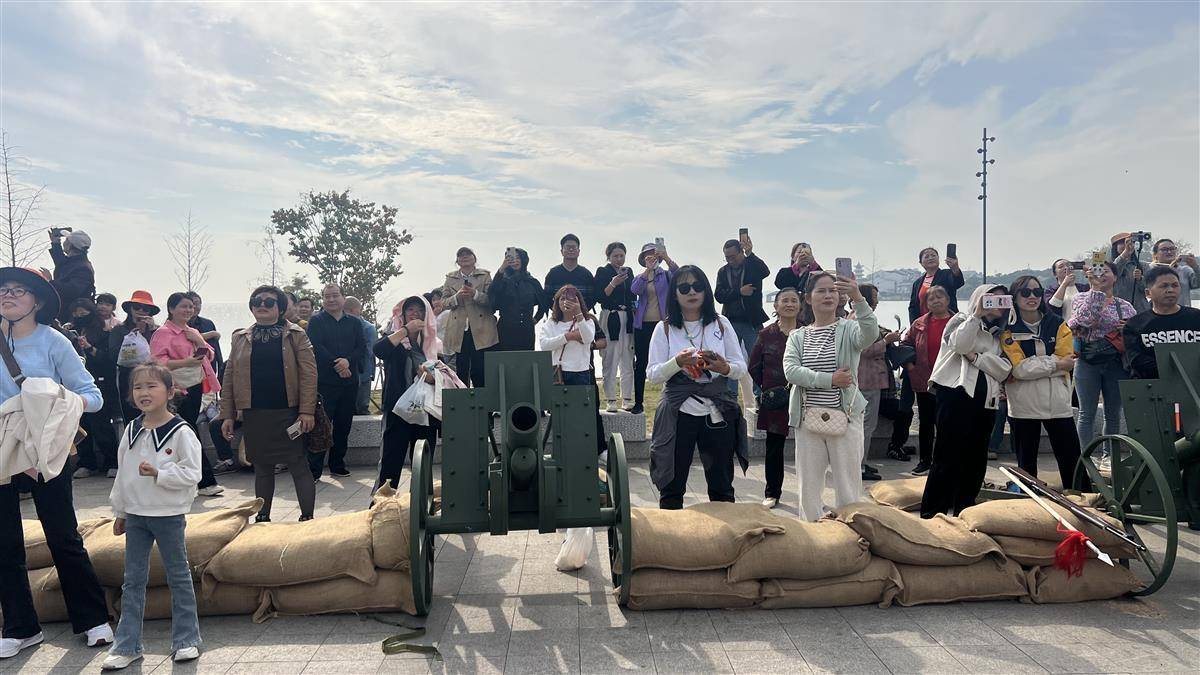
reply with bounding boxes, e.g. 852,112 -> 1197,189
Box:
977,129 -> 996,283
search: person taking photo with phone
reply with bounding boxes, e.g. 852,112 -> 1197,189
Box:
999,276 -> 1082,488
1148,238 -> 1199,307
908,246 -> 964,323
219,286 -> 318,522
1046,258 -> 1089,322
374,295 -> 440,493
774,241 -> 822,291
630,242 -> 679,415
919,285 -> 1012,518
1110,232 -> 1149,312
441,247 -> 497,387
783,272 -> 879,521
647,266 -> 749,509
714,233 -> 770,401
594,243 -> 635,412
489,247 -> 545,352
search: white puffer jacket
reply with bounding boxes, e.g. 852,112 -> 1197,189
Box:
928,285 -> 1012,410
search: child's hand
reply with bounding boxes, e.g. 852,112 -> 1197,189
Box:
138,461 -> 159,477
113,518 -> 126,536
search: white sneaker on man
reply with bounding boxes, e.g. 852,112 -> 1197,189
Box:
0,632 -> 43,659
101,652 -> 142,670
73,467 -> 95,479
173,646 -> 200,662
761,497 -> 779,509
197,485 -> 224,497
86,623 -> 114,647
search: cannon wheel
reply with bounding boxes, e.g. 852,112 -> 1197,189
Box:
1074,434 -> 1178,596
605,433 -> 632,606
409,439 -> 437,616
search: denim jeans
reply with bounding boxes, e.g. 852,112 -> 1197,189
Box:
727,320 -> 760,397
111,514 -> 201,656
1074,357 -> 1126,451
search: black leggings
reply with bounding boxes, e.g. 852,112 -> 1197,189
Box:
658,413 -> 737,509
764,432 -> 786,499
921,380 -> 994,518
376,415 -> 436,491
1010,416 -> 1082,489
913,391 -> 937,463
633,325 -> 654,406
255,461 -> 316,520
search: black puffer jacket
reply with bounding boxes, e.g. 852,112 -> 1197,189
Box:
489,249 -> 545,351
50,241 -> 96,322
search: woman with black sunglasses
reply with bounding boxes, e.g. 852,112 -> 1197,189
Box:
218,286 -> 319,522
647,266 -> 749,509
999,275 -> 1082,487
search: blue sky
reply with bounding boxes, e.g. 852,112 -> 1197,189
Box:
2,1 -> 1197,311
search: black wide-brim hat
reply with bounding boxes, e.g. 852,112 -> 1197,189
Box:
0,267 -> 60,324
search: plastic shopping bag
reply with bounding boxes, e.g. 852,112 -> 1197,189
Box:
554,527 -> 593,571
393,376 -> 431,425
116,331 -> 151,368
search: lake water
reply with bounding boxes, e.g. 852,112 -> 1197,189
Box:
202,299 -> 916,355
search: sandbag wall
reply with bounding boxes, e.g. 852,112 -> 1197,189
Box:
620,478 -> 1146,610
13,487 -> 420,625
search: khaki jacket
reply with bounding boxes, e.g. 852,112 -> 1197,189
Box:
441,268 -> 499,353
219,322 -> 318,419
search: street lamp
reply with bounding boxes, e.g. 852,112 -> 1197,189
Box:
977,129 -> 996,283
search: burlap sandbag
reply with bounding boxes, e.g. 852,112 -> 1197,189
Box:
81,500 -> 261,587
629,503 -> 786,572
868,477 -> 926,511
958,500 -> 1129,549
885,558 -> 1027,607
370,485 -> 411,571
992,535 -> 1136,567
26,567 -> 69,623
623,568 -> 761,611
1024,561 -> 1145,603
266,569 -> 416,618
22,517 -> 112,571
114,583 -> 268,620
726,515 -> 870,582
1067,493 -> 1106,509
759,557 -> 902,609
204,509 -> 376,591
835,502 -> 1003,566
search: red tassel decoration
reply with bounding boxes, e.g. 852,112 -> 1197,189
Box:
1053,523 -> 1091,579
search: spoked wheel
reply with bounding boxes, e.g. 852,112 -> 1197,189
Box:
409,439 -> 437,615
605,433 -> 632,606
1074,434 -> 1178,596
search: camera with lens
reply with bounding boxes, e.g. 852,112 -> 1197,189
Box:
1130,231 -> 1152,244
48,226 -> 73,238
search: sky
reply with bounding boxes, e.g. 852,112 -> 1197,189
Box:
2,1 -> 1197,316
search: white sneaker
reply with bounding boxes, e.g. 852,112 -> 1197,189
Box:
761,497 -> 779,509
105,468 -> 119,478
197,485 -> 225,497
605,401 -> 618,413
173,646 -> 200,662
86,623 -> 114,647
101,652 -> 143,670
0,632 -> 43,659
73,467 -> 95,479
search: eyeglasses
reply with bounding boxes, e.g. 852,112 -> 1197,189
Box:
250,297 -> 278,309
0,286 -> 31,298
1015,288 -> 1042,298
675,282 -> 704,295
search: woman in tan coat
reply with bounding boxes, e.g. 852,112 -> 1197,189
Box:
441,247 -> 498,387
219,285 -> 318,522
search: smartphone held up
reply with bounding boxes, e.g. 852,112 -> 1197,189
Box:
981,294 -> 1013,311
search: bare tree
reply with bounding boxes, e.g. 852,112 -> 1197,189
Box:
165,210 -> 213,292
0,132 -> 46,267
252,223 -> 286,287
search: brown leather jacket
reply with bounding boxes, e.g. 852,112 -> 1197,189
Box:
218,322 -> 318,419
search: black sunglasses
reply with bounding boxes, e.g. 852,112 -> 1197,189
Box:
1015,288 -> 1042,298
250,296 -> 278,309
675,282 -> 704,295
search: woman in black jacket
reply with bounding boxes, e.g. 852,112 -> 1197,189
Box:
489,248 -> 545,351
65,298 -> 120,477
374,296 -> 437,492
907,247 -> 965,322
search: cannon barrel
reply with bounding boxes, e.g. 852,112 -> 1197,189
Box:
506,403 -> 540,489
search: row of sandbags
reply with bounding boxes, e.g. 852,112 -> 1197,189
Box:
17,486 -> 421,624
619,488 -> 1146,611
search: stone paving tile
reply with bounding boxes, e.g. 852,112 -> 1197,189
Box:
579,650 -> 656,674
225,662 -> 311,674
150,662 -> 234,674
716,623 -> 796,651
798,644 -> 890,674
943,645 -> 1049,674
867,645 -> 966,674
651,643 -> 734,674
301,658 -> 385,673
724,647 -> 810,674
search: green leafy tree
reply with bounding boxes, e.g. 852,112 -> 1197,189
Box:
272,189 -> 412,316
282,273 -> 320,306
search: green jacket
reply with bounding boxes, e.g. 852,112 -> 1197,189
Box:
783,299 -> 878,423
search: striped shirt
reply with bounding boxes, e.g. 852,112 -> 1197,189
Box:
801,324 -> 840,408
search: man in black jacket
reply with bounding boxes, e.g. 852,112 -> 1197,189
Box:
544,233 -> 596,311
714,235 -> 770,395
1123,266 -> 1200,379
907,246 -> 964,322
306,283 -> 366,479
44,230 -> 96,323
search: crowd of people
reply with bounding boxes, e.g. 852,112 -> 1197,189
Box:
2,225 -> 1199,665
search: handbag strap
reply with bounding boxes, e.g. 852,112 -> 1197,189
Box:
556,319 -> 576,363
0,333 -> 25,387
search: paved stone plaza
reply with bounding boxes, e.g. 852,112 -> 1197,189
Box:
7,456 -> 1198,674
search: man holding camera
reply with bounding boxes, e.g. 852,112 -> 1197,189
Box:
1111,231 -> 1151,313
1149,238 -> 1199,308
42,229 -> 96,323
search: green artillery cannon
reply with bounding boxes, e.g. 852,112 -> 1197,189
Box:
408,350 -> 632,615
1072,342 -> 1200,595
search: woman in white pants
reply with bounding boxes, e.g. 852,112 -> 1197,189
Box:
595,243 -> 635,411
783,272 -> 878,521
